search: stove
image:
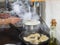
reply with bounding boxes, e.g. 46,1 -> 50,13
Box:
0,18 -> 50,45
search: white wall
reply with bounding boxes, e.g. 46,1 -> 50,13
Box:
45,0 -> 53,28
45,0 -> 60,42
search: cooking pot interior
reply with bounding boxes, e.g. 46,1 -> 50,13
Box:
19,28 -> 50,45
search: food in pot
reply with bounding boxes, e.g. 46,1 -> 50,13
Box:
23,33 -> 49,44
39,34 -> 49,42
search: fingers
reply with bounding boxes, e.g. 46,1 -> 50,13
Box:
9,17 -> 20,24
0,17 -> 21,25
0,19 -> 10,25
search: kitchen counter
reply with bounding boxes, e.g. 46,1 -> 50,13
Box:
0,27 -> 22,45
0,26 -> 28,45
0,31 -> 18,45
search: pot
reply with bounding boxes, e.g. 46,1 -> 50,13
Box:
23,20 -> 40,32
19,29 -> 49,45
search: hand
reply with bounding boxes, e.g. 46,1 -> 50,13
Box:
9,17 -> 21,24
0,19 -> 10,25
0,13 -> 10,19
0,17 -> 21,25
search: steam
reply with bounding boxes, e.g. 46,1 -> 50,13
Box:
11,1 -> 39,21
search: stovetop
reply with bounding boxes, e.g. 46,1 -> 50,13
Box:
0,25 -> 49,45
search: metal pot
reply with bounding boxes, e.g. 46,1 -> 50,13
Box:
23,20 -> 40,32
19,29 -> 49,45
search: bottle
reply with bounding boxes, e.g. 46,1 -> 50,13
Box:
50,19 -> 57,45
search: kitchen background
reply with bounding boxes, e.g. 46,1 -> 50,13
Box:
0,0 -> 60,45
